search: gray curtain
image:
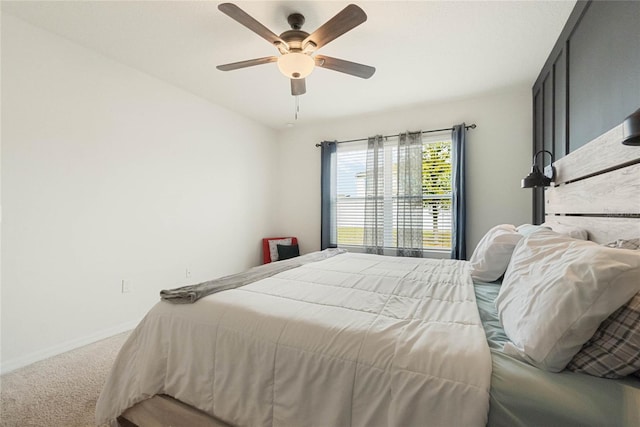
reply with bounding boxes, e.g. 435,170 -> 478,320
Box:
320,141 -> 337,249
363,135 -> 384,254
451,124 -> 467,260
397,132 -> 424,257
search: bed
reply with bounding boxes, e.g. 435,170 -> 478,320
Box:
96,123 -> 640,426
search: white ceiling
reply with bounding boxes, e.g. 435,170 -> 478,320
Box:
2,1 -> 576,130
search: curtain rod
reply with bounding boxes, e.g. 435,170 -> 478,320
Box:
314,123 -> 476,147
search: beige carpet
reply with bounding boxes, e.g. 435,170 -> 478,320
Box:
1,332 -> 130,427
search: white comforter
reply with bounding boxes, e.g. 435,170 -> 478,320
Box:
96,253 -> 492,426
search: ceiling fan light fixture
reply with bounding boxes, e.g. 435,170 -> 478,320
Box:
277,52 -> 315,79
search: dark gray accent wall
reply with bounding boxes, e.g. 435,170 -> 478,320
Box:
531,0 -> 640,223
569,1 -> 640,151
554,49 -> 567,159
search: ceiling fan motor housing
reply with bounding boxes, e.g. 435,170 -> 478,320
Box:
279,30 -> 309,51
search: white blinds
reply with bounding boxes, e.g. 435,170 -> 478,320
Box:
335,135 -> 452,250
422,139 -> 452,249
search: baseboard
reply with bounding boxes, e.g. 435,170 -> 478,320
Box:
0,318 -> 141,374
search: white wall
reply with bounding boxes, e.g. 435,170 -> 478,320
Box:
275,85 -> 533,256
1,15 -> 279,372
1,13 -> 535,373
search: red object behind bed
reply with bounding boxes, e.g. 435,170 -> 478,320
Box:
262,237 -> 298,264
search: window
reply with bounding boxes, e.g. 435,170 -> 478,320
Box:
334,134 -> 452,253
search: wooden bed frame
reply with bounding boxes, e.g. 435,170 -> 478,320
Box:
115,123 -> 640,426
118,395 -> 229,427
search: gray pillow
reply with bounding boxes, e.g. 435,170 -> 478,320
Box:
277,244 -> 300,261
566,293 -> 640,378
603,238 -> 640,250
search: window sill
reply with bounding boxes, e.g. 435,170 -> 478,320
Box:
337,245 -> 451,259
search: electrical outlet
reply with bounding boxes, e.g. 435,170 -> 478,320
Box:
121,279 -> 132,293
185,268 -> 192,279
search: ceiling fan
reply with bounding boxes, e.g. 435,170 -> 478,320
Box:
216,3 -> 376,96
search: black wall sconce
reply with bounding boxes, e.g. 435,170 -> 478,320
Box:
622,108 -> 640,146
522,150 -> 556,188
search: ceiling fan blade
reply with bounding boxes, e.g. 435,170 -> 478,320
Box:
302,4 -> 367,51
217,56 -> 278,71
315,55 -> 375,79
291,78 -> 306,96
218,3 -> 285,47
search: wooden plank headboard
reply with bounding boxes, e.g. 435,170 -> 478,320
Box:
544,124 -> 640,243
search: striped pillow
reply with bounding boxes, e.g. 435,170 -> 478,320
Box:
567,293 -> 640,378
567,238 -> 640,378
604,238 -> 640,250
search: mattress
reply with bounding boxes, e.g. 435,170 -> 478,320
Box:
474,281 -> 640,427
97,252 -> 493,426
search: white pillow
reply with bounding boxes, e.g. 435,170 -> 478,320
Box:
515,223 -> 550,237
268,238 -> 292,262
540,221 -> 588,240
496,230 -> 640,372
469,224 -> 523,282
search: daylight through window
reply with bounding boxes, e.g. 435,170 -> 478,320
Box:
335,134 -> 452,252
